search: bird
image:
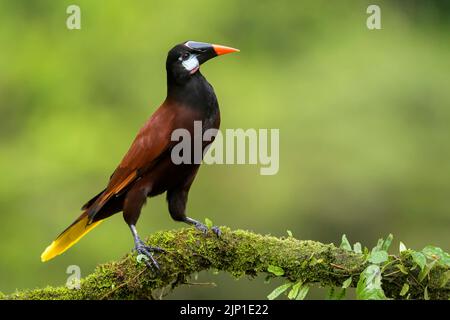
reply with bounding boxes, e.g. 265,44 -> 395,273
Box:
41,41 -> 239,269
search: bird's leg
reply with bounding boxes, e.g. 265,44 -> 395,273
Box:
130,224 -> 164,270
167,189 -> 221,237
184,217 -> 221,237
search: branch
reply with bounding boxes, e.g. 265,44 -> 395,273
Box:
3,228 -> 449,300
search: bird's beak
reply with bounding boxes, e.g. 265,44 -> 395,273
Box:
212,44 -> 240,56
184,41 -> 239,65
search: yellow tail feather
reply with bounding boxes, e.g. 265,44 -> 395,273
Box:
41,213 -> 102,262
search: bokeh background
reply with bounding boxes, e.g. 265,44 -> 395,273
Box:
0,0 -> 449,299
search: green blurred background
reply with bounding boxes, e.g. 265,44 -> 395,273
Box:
0,0 -> 449,299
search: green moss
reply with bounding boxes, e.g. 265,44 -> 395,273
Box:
2,227 -> 449,300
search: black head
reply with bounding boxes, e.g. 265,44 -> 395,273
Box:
166,41 -> 239,85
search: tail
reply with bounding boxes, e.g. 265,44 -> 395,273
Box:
41,212 -> 103,262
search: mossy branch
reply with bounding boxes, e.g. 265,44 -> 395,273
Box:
3,227 -> 449,300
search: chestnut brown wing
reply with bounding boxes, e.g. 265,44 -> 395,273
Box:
86,103 -> 177,221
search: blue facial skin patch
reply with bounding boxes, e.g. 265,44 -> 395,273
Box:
182,54 -> 200,73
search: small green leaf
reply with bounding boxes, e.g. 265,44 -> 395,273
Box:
422,246 -> 443,259
267,265 -> 284,276
288,281 -> 302,300
419,260 -> 436,282
439,270 -> 450,288
340,234 -> 352,251
424,286 -> 429,300
287,230 -> 293,237
368,250 -> 388,264
296,285 -> 310,300
399,242 -> 407,253
356,265 -> 386,300
382,234 -> 393,251
411,252 -> 426,271
342,277 -> 352,289
400,283 -> 409,296
136,254 -> 149,264
396,264 -> 408,275
204,218 -> 213,228
374,238 -> 384,251
267,283 -> 292,300
353,242 -> 362,254
422,246 -> 450,266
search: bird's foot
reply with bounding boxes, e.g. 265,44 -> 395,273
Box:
211,226 -> 221,237
187,218 -> 221,237
192,221 -> 208,234
134,241 -> 165,270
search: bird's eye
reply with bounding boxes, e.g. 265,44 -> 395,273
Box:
181,52 -> 190,60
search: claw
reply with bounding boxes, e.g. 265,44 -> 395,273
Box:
184,218 -> 221,237
211,226 -> 221,237
193,221 -> 209,234
135,243 -> 161,270
130,224 -> 165,271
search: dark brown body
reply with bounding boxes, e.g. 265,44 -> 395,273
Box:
85,71 -> 220,227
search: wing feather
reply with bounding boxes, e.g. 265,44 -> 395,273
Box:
86,103 -> 177,221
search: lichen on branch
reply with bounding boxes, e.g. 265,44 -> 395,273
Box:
3,228 -> 449,300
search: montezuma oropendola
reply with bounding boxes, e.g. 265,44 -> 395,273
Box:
41,41 -> 239,269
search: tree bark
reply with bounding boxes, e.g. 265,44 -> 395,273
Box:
2,227 -> 449,300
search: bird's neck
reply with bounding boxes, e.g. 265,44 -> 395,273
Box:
166,72 -> 218,114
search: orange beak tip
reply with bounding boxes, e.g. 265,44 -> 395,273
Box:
212,44 -> 240,56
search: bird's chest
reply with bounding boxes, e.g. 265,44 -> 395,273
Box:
179,77 -> 220,130
177,90 -> 220,137
203,103 -> 220,132
198,83 -> 221,134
